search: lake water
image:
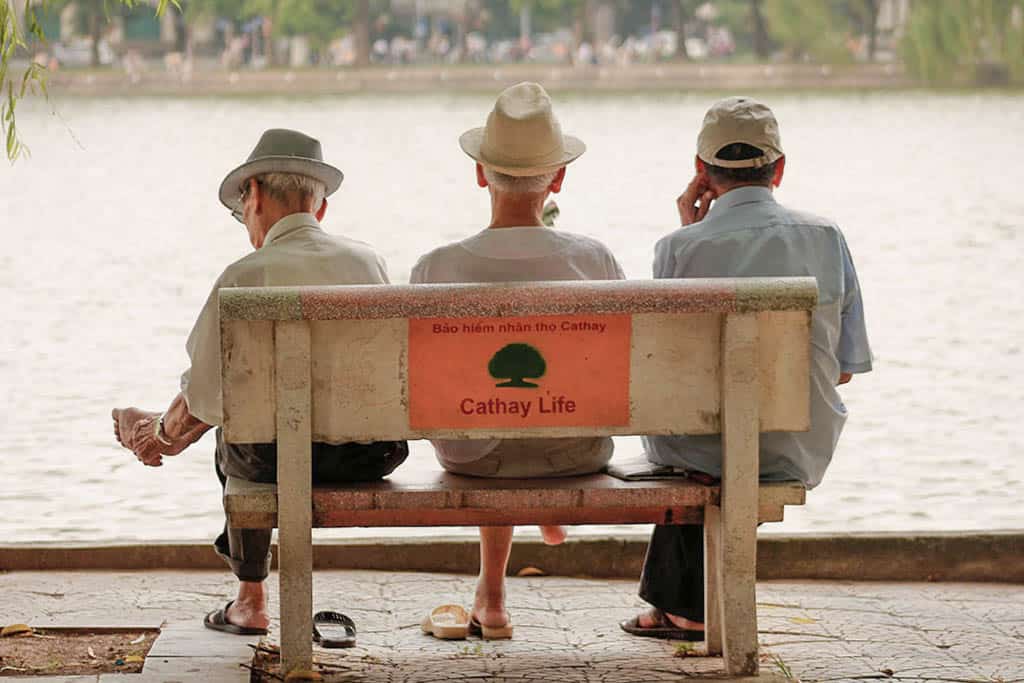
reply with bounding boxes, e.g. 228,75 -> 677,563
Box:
1,91 -> 1022,543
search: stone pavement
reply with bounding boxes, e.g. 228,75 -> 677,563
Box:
2,570 -> 1022,682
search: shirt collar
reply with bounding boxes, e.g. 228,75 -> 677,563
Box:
263,213 -> 321,247
705,185 -> 776,221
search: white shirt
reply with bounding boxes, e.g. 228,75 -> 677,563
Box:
181,213 -> 391,426
645,186 -> 873,488
410,225 -> 626,464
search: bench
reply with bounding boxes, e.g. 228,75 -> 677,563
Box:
219,277 -> 817,678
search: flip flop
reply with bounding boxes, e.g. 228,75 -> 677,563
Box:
203,600 -> 269,636
420,604 -> 470,640
468,614 -> 513,640
619,608 -> 704,641
313,611 -> 356,648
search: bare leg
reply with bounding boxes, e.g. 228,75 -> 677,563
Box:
225,581 -> 271,631
473,526 -> 513,628
539,525 -> 567,546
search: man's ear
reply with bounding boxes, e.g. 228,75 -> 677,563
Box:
772,156 -> 786,188
476,162 -> 488,188
695,155 -> 707,179
250,178 -> 264,214
315,197 -> 328,222
549,166 -> 567,194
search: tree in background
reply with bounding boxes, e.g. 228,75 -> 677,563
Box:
762,0 -> 854,63
902,0 -> 1024,84
2,0 -> 175,160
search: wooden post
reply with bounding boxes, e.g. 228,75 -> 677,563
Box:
718,313 -> 760,676
703,504 -> 723,656
275,321 -> 313,676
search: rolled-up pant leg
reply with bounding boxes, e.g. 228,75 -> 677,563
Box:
638,524 -> 705,623
214,453 -> 273,582
213,430 -> 410,583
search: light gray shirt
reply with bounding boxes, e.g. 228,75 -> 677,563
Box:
644,186 -> 872,488
410,225 -> 625,466
181,213 -> 390,426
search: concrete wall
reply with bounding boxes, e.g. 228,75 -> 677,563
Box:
2,532 -> 1022,583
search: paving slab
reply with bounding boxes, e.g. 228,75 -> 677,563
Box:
0,570 -> 1021,682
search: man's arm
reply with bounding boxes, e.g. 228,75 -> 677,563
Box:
127,393 -> 213,466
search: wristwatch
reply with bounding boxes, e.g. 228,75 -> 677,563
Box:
154,413 -> 173,447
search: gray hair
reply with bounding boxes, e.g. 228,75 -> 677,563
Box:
255,172 -> 326,212
484,168 -> 558,194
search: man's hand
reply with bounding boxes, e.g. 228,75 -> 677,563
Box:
676,174 -> 717,226
129,414 -> 166,467
838,372 -> 853,385
112,407 -> 157,451
111,407 -> 165,467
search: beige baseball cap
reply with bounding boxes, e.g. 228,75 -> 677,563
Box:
697,96 -> 784,169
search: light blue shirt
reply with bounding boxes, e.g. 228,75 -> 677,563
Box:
644,186 -> 872,488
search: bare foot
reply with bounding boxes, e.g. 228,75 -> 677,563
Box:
539,525 -> 567,546
636,608 -> 704,632
226,582 -> 271,631
111,407 -> 155,449
225,600 -> 270,631
473,588 -> 509,629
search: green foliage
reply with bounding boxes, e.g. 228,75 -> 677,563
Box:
902,0 -> 1024,84
1,0 -> 177,161
763,0 -> 856,62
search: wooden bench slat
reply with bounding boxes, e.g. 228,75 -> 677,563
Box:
224,473 -> 805,529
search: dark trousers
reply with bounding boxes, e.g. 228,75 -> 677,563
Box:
213,428 -> 408,582
638,524 -> 705,623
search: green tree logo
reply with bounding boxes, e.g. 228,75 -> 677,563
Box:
488,343 -> 546,388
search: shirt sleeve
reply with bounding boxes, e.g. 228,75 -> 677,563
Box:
604,247 -> 627,280
375,255 -> 391,284
409,255 -> 428,284
653,234 -> 678,279
180,271 -> 230,427
837,235 -> 873,374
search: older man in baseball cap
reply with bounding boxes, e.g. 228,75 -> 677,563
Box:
111,129 -> 408,638
622,97 -> 873,640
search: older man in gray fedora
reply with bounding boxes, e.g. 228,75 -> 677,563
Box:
112,129 -> 408,638
411,82 -> 625,640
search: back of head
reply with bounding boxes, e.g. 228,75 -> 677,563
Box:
257,172 -> 326,213
483,168 -> 558,195
697,96 -> 784,188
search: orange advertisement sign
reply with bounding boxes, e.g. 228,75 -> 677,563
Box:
408,314 -> 631,430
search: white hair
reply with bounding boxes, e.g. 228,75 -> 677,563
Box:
256,172 -> 326,212
484,168 -> 558,194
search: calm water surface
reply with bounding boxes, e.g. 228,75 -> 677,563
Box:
2,91 -> 1022,542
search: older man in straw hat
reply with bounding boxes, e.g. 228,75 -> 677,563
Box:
411,82 -> 626,640
621,97 -> 873,640
111,129 -> 408,638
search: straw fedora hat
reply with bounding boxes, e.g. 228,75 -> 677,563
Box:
459,82 -> 585,177
218,128 -> 344,212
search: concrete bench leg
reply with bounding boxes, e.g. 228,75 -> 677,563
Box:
719,313 -> 760,676
703,504 -> 723,656
275,321 -> 314,677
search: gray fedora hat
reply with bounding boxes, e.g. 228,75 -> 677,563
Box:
218,128 -> 344,211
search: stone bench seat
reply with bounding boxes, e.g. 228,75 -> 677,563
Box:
218,277 -> 818,677
225,471 -> 806,530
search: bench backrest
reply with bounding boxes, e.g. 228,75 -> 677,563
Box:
219,278 -> 816,444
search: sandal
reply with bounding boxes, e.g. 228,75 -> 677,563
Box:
420,604 -> 470,640
202,600 -> 269,636
620,608 -> 704,641
468,614 -> 513,640
313,611 -> 356,648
